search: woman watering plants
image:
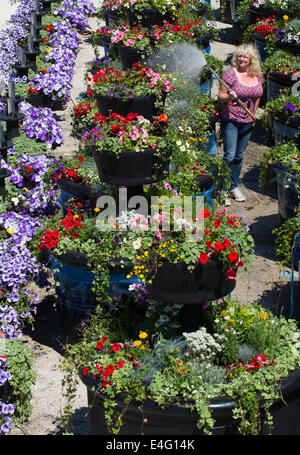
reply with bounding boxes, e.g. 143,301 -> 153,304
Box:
218,43 -> 263,203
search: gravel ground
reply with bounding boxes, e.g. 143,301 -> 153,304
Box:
6,0 -> 300,437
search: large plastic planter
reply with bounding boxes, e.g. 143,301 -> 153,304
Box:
95,94 -> 157,121
267,72 -> 295,102
92,148 -> 169,186
81,368 -> 300,435
275,168 -> 299,222
273,117 -> 300,146
50,253 -> 140,344
147,260 -> 236,304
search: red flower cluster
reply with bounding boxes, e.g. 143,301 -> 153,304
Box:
37,230 -> 60,251
227,354 -> 274,374
28,87 -> 39,95
195,209 -> 248,280
92,337 -> 125,388
61,207 -> 83,231
254,16 -> 278,35
74,102 -> 92,118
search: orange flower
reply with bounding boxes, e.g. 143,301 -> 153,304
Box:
158,114 -> 167,122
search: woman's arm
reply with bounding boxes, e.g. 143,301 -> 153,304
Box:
253,97 -> 261,114
218,83 -> 238,103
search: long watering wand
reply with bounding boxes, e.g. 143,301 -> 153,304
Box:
198,52 -> 256,123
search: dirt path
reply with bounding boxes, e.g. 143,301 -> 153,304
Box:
8,0 -> 299,436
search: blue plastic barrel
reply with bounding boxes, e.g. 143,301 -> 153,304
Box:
50,255 -> 141,344
194,182 -> 215,208
199,76 -> 214,95
205,131 -> 217,157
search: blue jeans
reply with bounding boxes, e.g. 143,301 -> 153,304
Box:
221,117 -> 253,190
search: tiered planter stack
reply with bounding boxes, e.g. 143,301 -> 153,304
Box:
1,0 -> 300,438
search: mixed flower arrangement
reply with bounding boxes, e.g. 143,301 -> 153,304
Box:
81,112 -> 178,160
263,49 -> 300,77
259,142 -> 299,186
89,62 -> 175,101
60,292 -> 300,435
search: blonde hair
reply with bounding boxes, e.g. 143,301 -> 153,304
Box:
232,43 -> 262,77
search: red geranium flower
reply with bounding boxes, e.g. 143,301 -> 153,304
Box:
199,252 -> 209,264
225,269 -> 236,281
228,251 -> 239,263
82,368 -> 89,375
111,343 -> 121,352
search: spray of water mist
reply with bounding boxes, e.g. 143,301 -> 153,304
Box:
145,43 -> 209,124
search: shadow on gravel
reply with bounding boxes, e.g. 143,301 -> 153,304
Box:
52,406 -> 91,435
23,293 -> 66,355
248,213 -> 280,260
257,281 -> 300,324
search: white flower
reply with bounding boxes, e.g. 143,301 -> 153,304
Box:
11,197 -> 20,206
133,238 -> 141,250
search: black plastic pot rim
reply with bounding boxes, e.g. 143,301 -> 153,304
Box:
50,250 -> 133,272
81,367 -> 300,424
267,72 -> 295,85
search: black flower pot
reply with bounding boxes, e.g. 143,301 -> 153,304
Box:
104,8 -> 124,26
252,32 -> 271,62
126,8 -> 168,27
81,368 -> 300,435
278,41 -> 300,55
195,164 -> 219,192
267,72 -> 296,101
248,6 -> 285,24
57,177 -> 93,199
147,260 -> 236,304
26,93 -> 49,108
273,115 -> 300,146
194,35 -> 211,53
93,148 -> 169,186
117,46 -> 145,71
275,169 -> 299,222
96,94 -> 157,120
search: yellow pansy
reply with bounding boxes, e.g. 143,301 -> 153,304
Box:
6,228 -> 14,235
94,208 -> 100,212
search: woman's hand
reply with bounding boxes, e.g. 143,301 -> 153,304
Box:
228,90 -> 238,101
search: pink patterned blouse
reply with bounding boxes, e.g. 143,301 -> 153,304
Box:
220,68 -> 263,123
